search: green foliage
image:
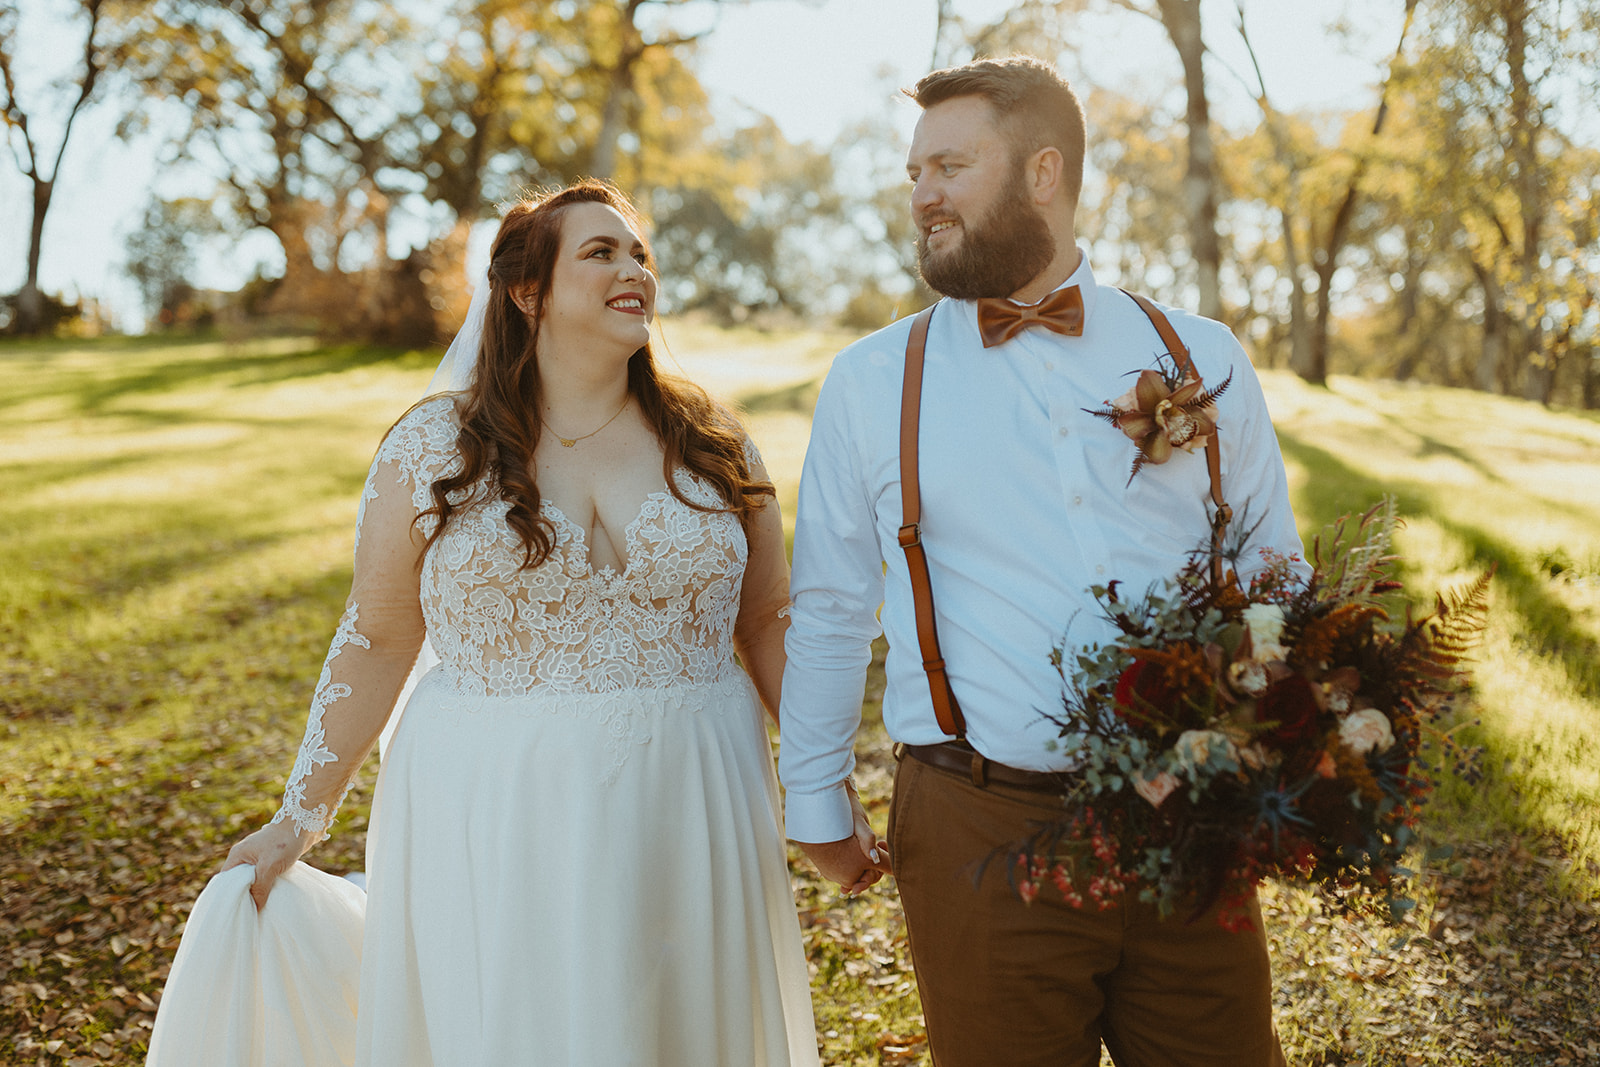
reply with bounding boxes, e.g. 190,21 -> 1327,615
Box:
104,0 -> 859,338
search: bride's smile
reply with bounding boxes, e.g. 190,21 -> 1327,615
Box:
533,201 -> 659,365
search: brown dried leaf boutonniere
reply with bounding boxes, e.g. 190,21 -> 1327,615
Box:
1086,357 -> 1233,484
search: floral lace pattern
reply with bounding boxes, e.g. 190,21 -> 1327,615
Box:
384,396 -> 747,699
270,604 -> 371,840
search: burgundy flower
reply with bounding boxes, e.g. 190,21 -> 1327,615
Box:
1256,674 -> 1321,748
1113,660 -> 1171,721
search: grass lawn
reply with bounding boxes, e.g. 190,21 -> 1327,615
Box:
1,327 -> 1597,1066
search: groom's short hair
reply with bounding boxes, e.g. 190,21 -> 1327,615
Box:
910,56 -> 1086,206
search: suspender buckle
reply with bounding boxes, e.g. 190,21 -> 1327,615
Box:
897,522 -> 922,548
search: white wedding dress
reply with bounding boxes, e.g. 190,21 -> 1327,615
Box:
148,395 -> 819,1067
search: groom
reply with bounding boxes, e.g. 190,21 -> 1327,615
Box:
777,57 -> 1304,1065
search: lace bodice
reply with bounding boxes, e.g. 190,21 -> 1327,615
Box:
379,396 -> 748,695
270,394 -> 769,842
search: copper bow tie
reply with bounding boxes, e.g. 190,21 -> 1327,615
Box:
975,286 -> 1085,348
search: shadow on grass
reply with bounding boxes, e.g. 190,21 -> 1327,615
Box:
1278,431 -> 1600,706
1,554 -> 352,725
1,336 -> 438,418
0,451 -> 165,498
736,376 -> 821,415
73,344 -> 430,415
1279,429 -> 1600,895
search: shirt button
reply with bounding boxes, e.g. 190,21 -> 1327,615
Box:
1044,361 -> 1055,371
1073,495 -> 1083,506
1095,565 -> 1106,575
1057,427 -> 1069,437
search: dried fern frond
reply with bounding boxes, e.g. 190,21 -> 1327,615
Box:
1418,565 -> 1496,669
1191,369 -> 1233,410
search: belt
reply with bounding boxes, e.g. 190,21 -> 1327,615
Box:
897,740 -> 1076,793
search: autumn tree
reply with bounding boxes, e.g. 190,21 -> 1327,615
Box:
1401,0 -> 1599,402
0,0 -> 117,335
1233,0 -> 1419,384
112,0 -> 839,337
116,0 -> 452,342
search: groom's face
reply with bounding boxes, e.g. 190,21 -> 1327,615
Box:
907,95 -> 1056,300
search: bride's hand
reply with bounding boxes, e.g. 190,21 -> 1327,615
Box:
221,820 -> 309,911
845,778 -> 891,892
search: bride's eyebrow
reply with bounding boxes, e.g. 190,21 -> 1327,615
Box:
577,234 -> 649,258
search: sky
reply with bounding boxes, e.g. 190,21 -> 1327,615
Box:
0,0 -> 1407,329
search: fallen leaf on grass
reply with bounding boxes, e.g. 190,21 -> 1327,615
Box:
876,1030 -> 928,1065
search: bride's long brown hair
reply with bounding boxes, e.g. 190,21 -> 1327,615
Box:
420,180 -> 774,567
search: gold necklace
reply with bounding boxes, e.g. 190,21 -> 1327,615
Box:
544,397 -> 630,448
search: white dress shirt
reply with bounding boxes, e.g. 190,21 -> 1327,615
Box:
777,253 -> 1309,844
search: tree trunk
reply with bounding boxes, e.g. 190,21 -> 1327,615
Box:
589,71 -> 629,180
16,177 -> 53,333
1155,0 -> 1221,320
1307,259 -> 1338,386
588,0 -> 647,181
1503,0 -> 1548,402
1301,0 -> 1417,385
1280,208 -> 1311,379
1389,234 -> 1426,381
933,0 -> 957,70
1472,259 -> 1507,393
2,0 -> 104,335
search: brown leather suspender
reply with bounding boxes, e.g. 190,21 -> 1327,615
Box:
1120,290 -> 1233,589
899,304 -> 966,739
897,293 -> 1232,740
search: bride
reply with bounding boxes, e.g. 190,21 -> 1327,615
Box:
147,180 -> 879,1066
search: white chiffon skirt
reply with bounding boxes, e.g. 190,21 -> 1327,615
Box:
149,668 -> 818,1067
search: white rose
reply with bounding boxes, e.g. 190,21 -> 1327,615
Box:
1242,603 -> 1288,661
1173,730 -> 1237,772
1227,659 -> 1271,696
1339,709 -> 1395,755
1133,770 -> 1180,808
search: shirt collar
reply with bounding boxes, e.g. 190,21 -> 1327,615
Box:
1030,247 -> 1098,326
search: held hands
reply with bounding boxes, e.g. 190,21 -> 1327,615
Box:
799,779 -> 893,897
220,819 -> 312,911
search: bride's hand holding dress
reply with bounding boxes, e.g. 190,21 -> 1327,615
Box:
219,425 -> 430,909
219,819 -> 303,911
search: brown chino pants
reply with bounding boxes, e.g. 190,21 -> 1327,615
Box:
887,750 -> 1287,1067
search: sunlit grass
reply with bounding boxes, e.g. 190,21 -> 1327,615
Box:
1260,371 -> 1600,881
0,334 -> 436,827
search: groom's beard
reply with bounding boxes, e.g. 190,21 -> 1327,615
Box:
916,169 -> 1057,300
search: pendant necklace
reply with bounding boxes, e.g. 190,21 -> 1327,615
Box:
545,397 -> 630,448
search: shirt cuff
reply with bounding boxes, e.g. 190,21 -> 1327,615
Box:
782,783 -> 855,844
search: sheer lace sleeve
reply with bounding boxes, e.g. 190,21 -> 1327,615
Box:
267,406 -> 436,843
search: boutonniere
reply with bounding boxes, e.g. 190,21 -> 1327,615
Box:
1086,356 -> 1232,484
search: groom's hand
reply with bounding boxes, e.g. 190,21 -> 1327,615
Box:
799,836 -> 892,897
798,777 -> 893,894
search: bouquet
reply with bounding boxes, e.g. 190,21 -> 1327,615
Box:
1013,500 -> 1491,928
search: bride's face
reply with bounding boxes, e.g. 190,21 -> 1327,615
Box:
537,202 -> 658,356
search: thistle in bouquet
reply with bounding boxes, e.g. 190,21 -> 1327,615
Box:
1011,499 -> 1492,928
